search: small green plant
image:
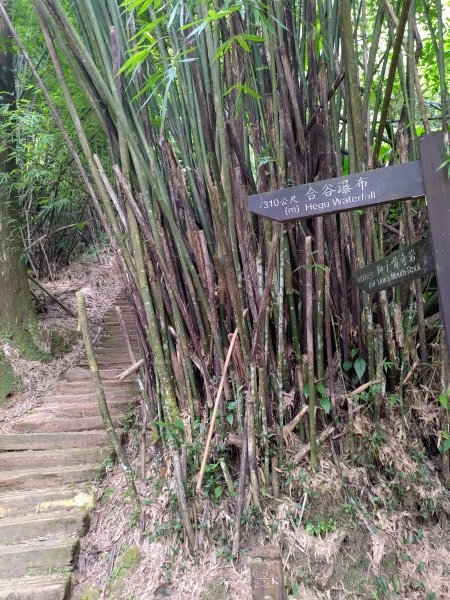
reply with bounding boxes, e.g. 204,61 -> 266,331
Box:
438,390 -> 450,454
304,382 -> 331,414
226,401 -> 236,426
155,417 -> 185,444
100,486 -> 115,503
305,517 -> 337,536
343,348 -> 367,384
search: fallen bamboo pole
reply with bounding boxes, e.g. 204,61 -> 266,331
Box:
292,425 -> 335,464
28,274 -> 77,318
196,326 -> 240,494
117,358 -> 145,381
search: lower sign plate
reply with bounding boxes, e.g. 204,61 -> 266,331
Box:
352,236 -> 435,293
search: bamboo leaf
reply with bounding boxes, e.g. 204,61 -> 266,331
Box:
354,357 -> 367,381
319,396 -> 332,414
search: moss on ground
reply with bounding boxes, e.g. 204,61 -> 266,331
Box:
107,546 -> 141,598
81,583 -> 101,600
202,578 -> 228,600
0,349 -> 20,404
38,492 -> 95,513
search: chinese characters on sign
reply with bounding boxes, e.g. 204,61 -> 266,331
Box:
247,160 -> 425,221
351,237 -> 435,293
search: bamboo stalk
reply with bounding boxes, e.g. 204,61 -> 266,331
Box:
305,236 -> 318,471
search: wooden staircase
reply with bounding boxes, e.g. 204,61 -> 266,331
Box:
0,296 -> 140,599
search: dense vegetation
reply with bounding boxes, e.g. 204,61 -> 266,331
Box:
1,0 -> 449,570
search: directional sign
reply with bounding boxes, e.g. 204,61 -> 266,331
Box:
248,160 -> 425,221
351,237 -> 435,293
247,131 -> 450,361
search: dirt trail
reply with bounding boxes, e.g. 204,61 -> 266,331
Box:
0,294 -> 139,600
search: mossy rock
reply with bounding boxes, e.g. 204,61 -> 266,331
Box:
0,349 -> 20,404
81,583 -> 101,600
107,546 -> 141,598
47,328 -> 77,358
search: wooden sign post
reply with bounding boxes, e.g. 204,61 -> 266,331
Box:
419,133 -> 450,363
248,131 -> 450,360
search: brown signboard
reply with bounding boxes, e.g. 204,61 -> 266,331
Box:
351,237 -> 435,293
248,160 -> 425,221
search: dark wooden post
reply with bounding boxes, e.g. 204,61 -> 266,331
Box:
419,132 -> 450,361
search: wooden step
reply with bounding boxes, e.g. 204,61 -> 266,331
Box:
0,538 -> 78,578
13,415 -> 124,433
79,358 -> 135,368
52,382 -> 139,395
60,368 -> 132,382
95,345 -> 140,354
100,334 -> 138,341
0,574 -> 71,600
0,447 -> 111,471
32,400 -> 132,418
0,511 -> 86,544
0,463 -> 104,491
0,488 -> 95,518
0,431 -> 112,451
103,317 -> 137,325
100,333 -> 139,341
38,390 -> 138,404
95,346 -> 140,355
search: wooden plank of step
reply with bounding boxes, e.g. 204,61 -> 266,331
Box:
31,401 -> 132,418
38,382 -> 139,400
52,381 -> 139,395
60,368 -> 133,382
0,574 -> 71,600
94,346 -> 140,355
0,431 -> 112,451
43,390 -> 138,403
0,511 -> 87,544
0,538 -> 78,578
0,488 -> 95,519
0,463 -> 104,491
0,447 -> 111,471
13,415 -> 124,433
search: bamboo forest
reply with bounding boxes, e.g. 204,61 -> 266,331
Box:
0,0 -> 449,598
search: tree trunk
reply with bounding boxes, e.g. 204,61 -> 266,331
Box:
0,1 -> 39,347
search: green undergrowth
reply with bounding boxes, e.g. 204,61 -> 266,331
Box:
141,417 -> 449,598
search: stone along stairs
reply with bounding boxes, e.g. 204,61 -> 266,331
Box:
0,296 -> 141,599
